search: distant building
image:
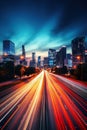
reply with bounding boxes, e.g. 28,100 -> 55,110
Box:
72,37 -> 85,67
37,56 -> 41,67
25,57 -> 30,66
43,57 -> 48,68
56,46 -> 66,67
56,51 -> 61,66
48,49 -> 56,67
15,55 -> 21,66
22,45 -> 26,58
32,52 -> 35,61
65,53 -> 72,68
20,45 -> 27,66
30,52 -> 36,67
3,40 -> 15,61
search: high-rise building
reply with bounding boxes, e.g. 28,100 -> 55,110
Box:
37,56 -> 41,67
48,49 -> 56,67
30,52 -> 36,67
56,46 -> 66,67
3,40 -> 15,61
56,51 -> 61,66
20,45 -> 27,65
43,57 -> 48,68
65,53 -> 72,68
72,37 -> 85,67
32,52 -> 35,61
22,45 -> 25,58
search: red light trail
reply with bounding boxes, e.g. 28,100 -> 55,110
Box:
0,71 -> 87,130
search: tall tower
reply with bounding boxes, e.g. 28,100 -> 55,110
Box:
37,56 -> 41,67
3,40 -> 15,61
30,52 -> 36,67
60,46 -> 66,67
32,52 -> 35,61
22,45 -> 25,58
48,49 -> 56,67
72,37 -> 85,67
56,46 -> 66,67
20,45 -> 27,65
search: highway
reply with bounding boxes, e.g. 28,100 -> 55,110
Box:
0,70 -> 87,130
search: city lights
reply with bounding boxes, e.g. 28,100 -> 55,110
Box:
0,0 -> 87,130
77,56 -> 81,60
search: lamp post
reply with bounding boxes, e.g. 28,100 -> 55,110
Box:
76,56 -> 83,80
76,56 -> 81,64
77,56 -> 80,61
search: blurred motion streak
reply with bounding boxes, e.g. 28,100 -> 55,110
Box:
0,70 -> 87,130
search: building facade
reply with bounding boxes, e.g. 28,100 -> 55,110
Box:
22,45 -> 25,58
56,46 -> 66,67
72,37 -> 85,67
48,49 -> 56,67
20,45 -> 27,66
37,56 -> 41,68
30,52 -> 36,67
3,40 -> 15,61
65,53 -> 72,68
43,57 -> 48,68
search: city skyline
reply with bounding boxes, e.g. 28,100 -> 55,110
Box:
0,0 -> 87,57
0,1 -> 87,129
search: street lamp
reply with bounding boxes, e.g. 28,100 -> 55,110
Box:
76,56 -> 81,61
76,56 -> 81,65
76,56 -> 84,80
20,55 -> 24,60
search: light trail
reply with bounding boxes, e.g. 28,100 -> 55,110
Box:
45,71 -> 87,130
50,73 -> 87,99
0,71 -> 44,129
18,71 -> 44,130
0,70 -> 87,130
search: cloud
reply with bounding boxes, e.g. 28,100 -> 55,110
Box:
0,0 -> 87,56
51,0 -> 87,36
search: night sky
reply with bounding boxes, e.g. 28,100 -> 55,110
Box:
0,0 -> 87,57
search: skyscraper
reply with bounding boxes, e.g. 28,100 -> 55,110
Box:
20,45 -> 27,65
32,52 -> 35,61
22,45 -> 25,58
72,37 -> 85,66
65,53 -> 72,68
3,40 -> 15,61
48,49 -> 56,67
56,51 -> 61,66
37,56 -> 41,67
56,46 -> 66,67
43,57 -> 48,69
30,52 -> 36,67
3,40 -> 15,55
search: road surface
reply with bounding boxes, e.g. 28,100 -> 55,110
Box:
0,71 -> 87,130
